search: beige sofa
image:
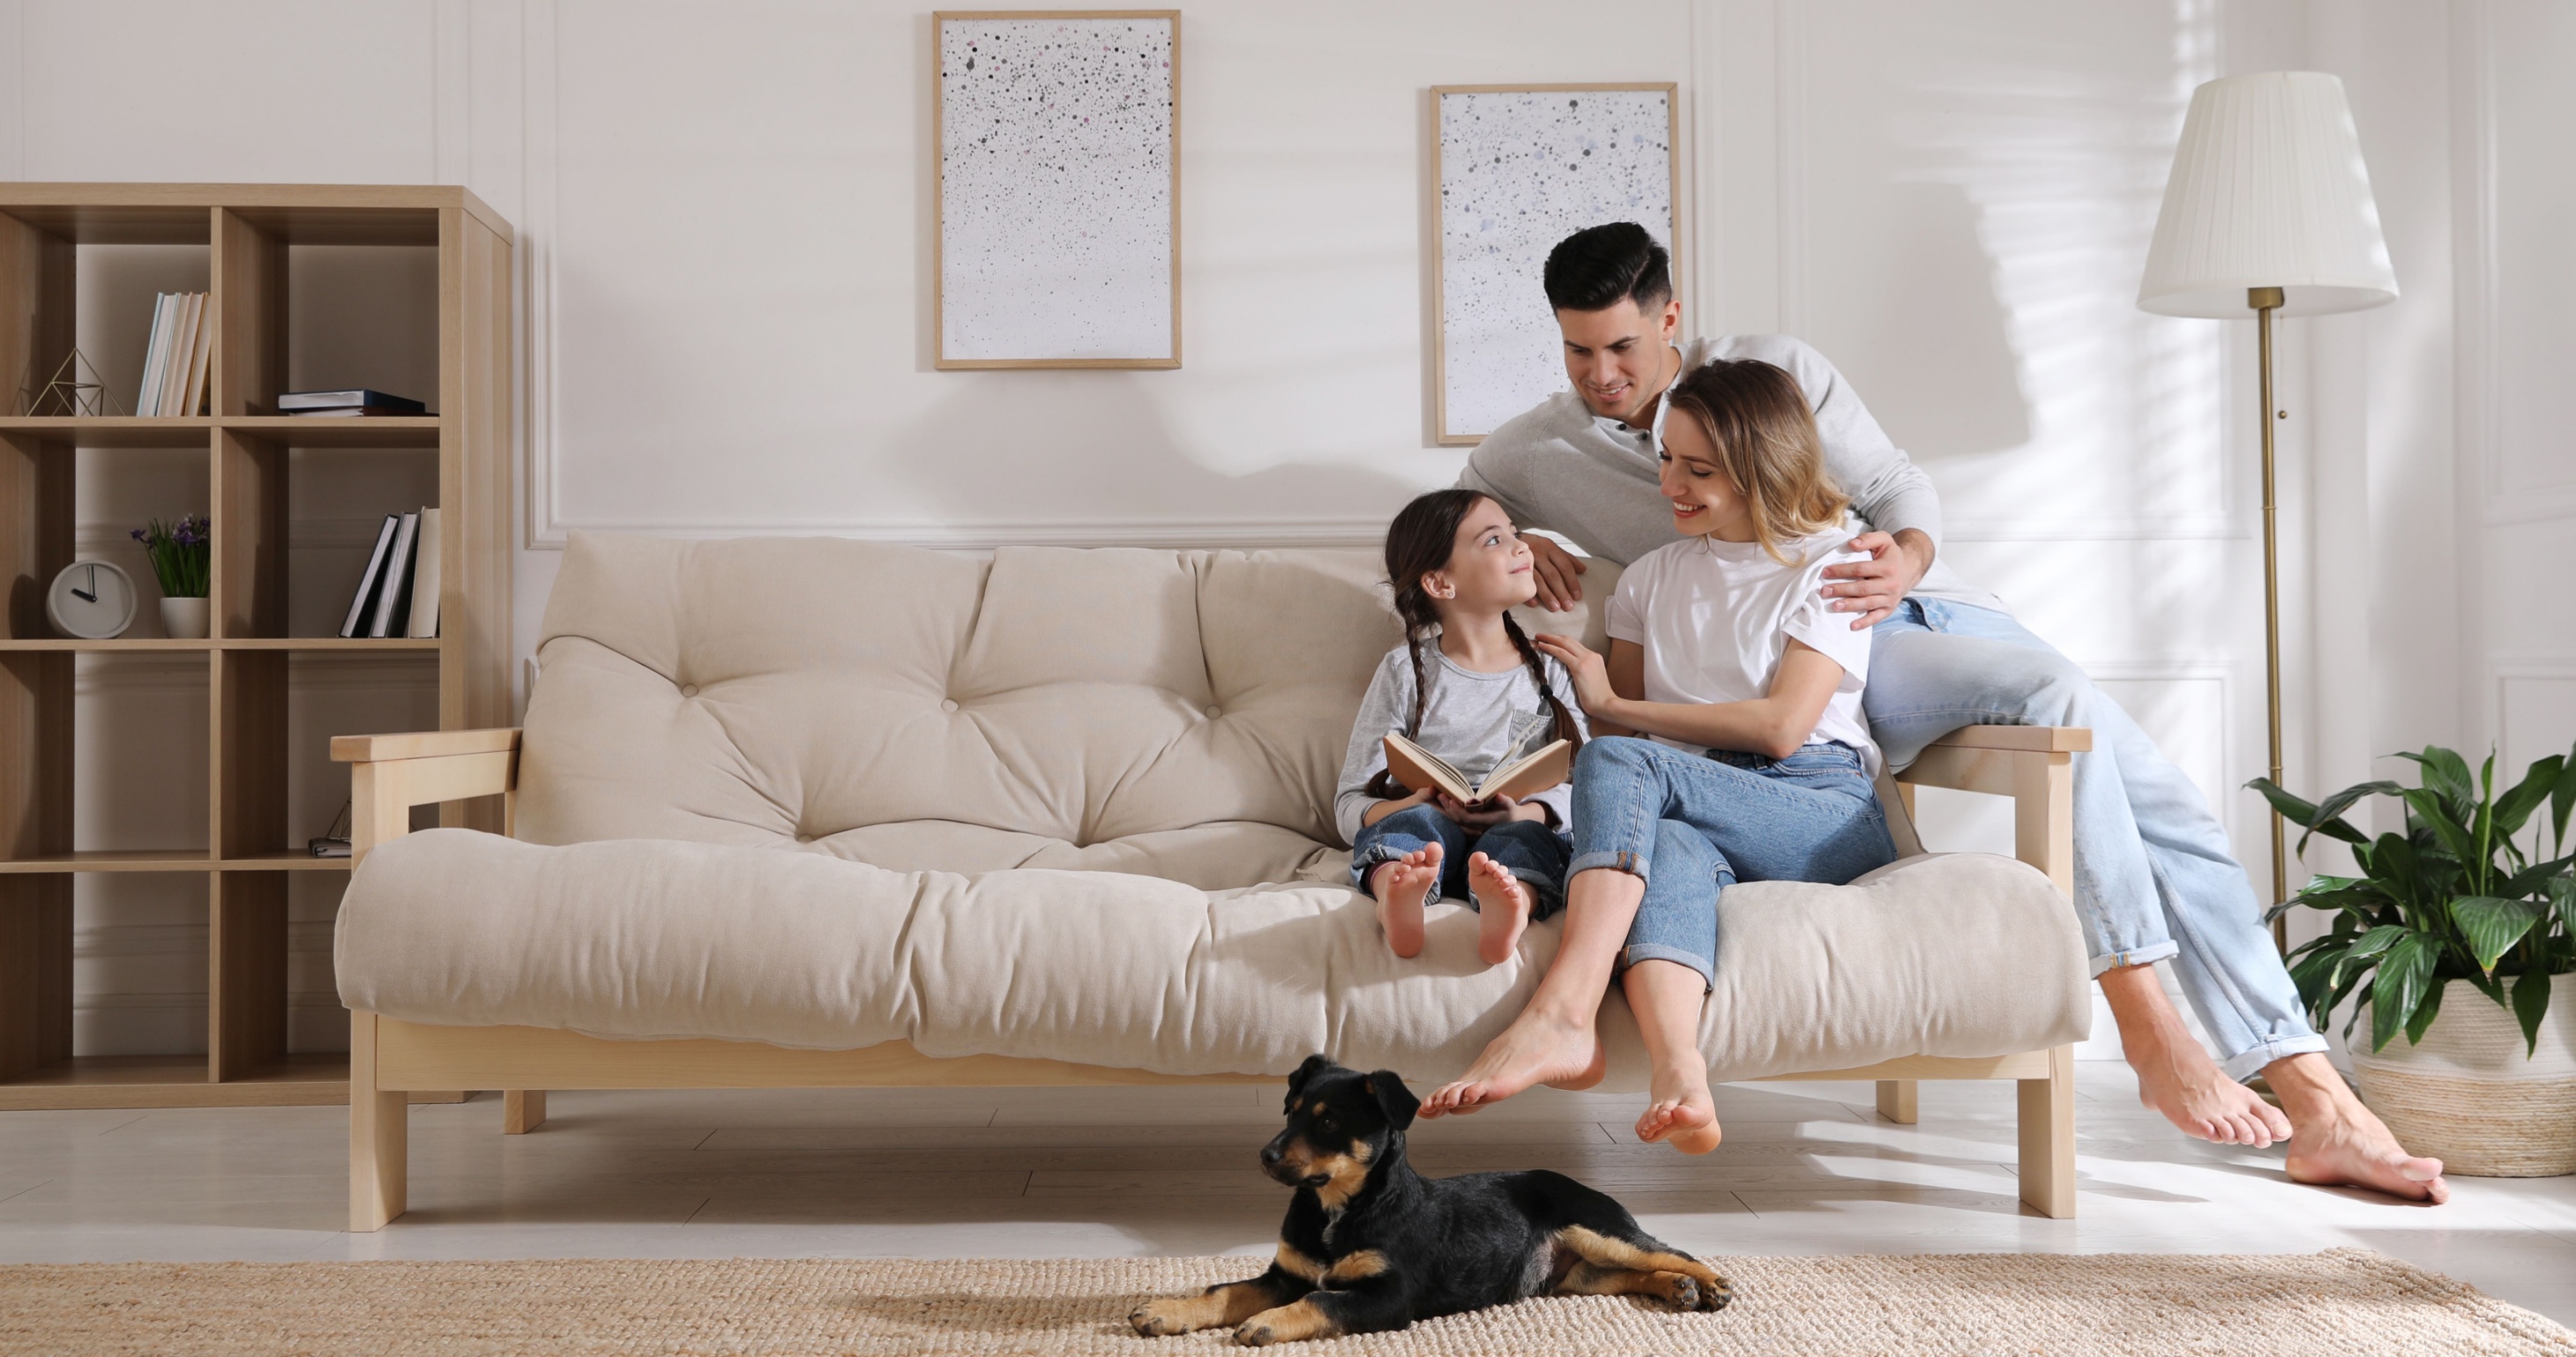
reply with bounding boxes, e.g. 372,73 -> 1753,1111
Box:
332,533 -> 2094,1230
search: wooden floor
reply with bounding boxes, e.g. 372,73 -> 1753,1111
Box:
0,1064 -> 2567,1326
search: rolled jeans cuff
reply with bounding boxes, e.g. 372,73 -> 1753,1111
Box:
2087,940 -> 2180,978
1568,849 -> 1649,883
2220,1033 -> 2329,1083
1619,943 -> 1714,992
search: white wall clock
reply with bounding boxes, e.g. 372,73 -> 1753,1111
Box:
47,560 -> 138,639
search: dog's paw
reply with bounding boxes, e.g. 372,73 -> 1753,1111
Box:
1232,1319 -> 1281,1346
1130,1301 -> 1191,1337
1699,1275 -> 1733,1312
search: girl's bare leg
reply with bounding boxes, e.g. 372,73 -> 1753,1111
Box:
1624,958 -> 1721,1153
1370,843 -> 1442,958
1420,866 -> 1640,1116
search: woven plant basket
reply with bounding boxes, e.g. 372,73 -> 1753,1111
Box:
2353,989 -> 2576,1177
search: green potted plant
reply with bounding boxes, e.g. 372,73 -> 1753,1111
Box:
131,514 -> 210,639
2255,742 -> 2576,1175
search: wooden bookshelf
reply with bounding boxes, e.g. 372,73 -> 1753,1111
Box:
0,184 -> 511,1108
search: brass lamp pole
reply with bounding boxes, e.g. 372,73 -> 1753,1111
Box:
2252,285 -> 2287,918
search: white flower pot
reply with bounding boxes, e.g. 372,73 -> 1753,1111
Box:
2354,988 -> 2576,1176
159,596 -> 209,640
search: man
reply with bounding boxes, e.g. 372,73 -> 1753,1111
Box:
1425,222 -> 2445,1204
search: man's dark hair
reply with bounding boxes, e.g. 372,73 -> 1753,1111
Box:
1542,222 -> 1672,313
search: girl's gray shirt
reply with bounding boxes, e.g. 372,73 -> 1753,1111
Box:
1333,640 -> 1590,846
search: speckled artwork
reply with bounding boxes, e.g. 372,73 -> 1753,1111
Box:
1436,86 -> 1676,441
937,12 -> 1178,368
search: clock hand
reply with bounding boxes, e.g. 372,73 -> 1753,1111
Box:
71,586 -> 95,602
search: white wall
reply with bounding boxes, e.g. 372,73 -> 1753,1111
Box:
8,0 -> 2568,1056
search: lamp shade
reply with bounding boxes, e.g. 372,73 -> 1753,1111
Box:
2139,71 -> 2398,318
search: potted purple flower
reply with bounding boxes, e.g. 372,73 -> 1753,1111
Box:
132,514 -> 211,638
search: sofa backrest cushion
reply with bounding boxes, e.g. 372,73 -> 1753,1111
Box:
518,532 -> 1626,869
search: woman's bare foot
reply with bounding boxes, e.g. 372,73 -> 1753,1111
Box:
1636,1061 -> 1722,1154
2101,964 -> 2291,1146
1467,853 -> 1534,966
1370,844 -> 1441,958
2268,1054 -> 2449,1204
1419,1006 -> 1607,1117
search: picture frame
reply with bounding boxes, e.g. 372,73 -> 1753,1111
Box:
933,9 -> 1183,370
1430,83 -> 1680,444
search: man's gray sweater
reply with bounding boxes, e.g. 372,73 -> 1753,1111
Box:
1458,333 -> 2003,611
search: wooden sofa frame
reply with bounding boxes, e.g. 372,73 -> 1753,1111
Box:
332,722 -> 2092,1231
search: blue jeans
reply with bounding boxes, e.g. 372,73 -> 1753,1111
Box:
1350,804 -> 1572,918
1868,598 -> 2326,1078
1567,736 -> 1897,988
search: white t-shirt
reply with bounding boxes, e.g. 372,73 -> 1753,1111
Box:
1603,526 -> 1882,774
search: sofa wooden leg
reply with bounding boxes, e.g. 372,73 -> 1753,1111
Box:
349,1010 -> 409,1231
1875,1079 -> 1918,1124
2016,1043 -> 2076,1219
503,1089 -> 547,1134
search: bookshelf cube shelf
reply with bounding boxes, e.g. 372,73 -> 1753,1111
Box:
0,184 -> 511,1108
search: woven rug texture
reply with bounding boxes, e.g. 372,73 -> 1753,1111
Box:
3,1248 -> 2569,1356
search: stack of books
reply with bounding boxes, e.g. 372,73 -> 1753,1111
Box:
280,389 -> 427,417
339,508 -> 443,639
136,292 -> 213,417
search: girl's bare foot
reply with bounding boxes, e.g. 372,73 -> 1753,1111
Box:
1420,1006 -> 1607,1117
1467,852 -> 1534,966
1636,1061 -> 1722,1154
1370,845 -> 1441,958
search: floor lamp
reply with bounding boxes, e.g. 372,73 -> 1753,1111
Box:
2138,71 -> 2399,924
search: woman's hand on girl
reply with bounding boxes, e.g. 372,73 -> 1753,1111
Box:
1530,633 -> 1615,714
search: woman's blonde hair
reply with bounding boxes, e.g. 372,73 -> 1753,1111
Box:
1663,359 -> 1850,563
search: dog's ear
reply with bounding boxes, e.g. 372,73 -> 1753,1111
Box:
1285,1054 -> 1336,1108
1363,1070 -> 1420,1130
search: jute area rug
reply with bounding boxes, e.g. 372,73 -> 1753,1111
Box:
4,1248 -> 2570,1356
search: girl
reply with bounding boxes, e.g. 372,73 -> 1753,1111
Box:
1421,358 -> 1899,1153
1336,489 -> 1590,965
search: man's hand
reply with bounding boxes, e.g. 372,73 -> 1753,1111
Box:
1820,527 -> 1934,629
1524,533 -> 1587,612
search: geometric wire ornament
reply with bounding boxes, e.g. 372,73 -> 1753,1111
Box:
16,349 -> 130,417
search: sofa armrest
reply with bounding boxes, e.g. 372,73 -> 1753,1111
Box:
330,727 -> 523,865
1894,726 -> 2092,897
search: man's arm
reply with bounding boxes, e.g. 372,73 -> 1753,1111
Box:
1771,338 -> 1939,626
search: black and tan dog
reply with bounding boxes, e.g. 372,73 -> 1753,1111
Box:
1131,1055 -> 1729,1346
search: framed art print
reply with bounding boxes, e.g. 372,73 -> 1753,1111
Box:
935,10 -> 1181,369
1431,84 -> 1677,443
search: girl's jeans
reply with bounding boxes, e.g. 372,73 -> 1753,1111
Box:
1350,804 -> 1572,919
1568,736 -> 1897,988
1867,598 -> 2326,1078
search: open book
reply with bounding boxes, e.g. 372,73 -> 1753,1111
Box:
1384,734 -> 1571,806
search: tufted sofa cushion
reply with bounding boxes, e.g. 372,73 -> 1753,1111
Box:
516,532 -> 1622,885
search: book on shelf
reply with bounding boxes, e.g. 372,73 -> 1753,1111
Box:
1381,734 -> 1570,806
133,291 -> 213,417
278,389 -> 427,415
404,508 -> 443,638
135,293 -> 174,416
369,511 -> 421,638
339,515 -> 400,637
338,507 -> 442,640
